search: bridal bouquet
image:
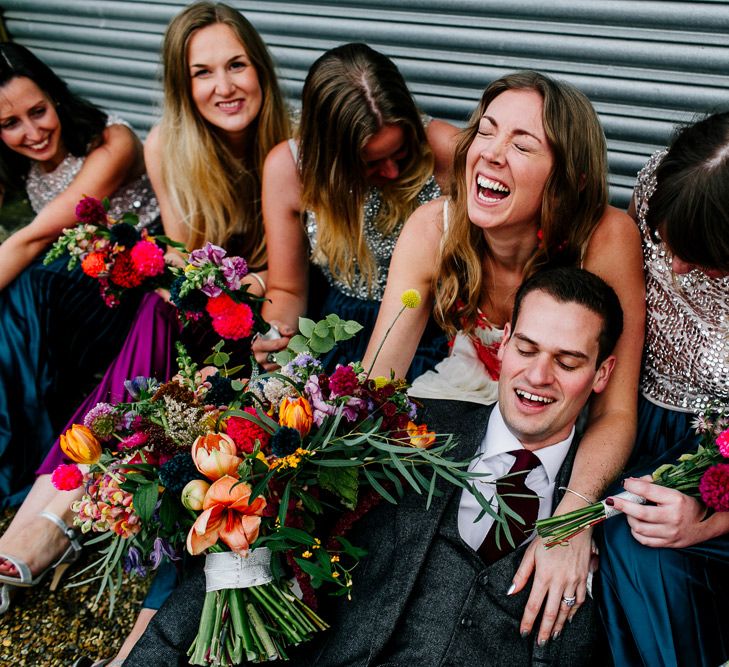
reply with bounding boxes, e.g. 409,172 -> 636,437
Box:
183,313 -> 503,665
536,404 -> 729,547
43,195 -> 184,307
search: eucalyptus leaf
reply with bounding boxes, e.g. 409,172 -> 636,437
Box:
308,333 -> 333,355
298,318 -> 316,338
288,334 -> 309,354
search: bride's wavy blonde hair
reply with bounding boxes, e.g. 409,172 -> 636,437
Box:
159,2 -> 289,266
298,43 -> 434,294
434,70 -> 608,336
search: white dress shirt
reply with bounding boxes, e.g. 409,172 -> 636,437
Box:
458,404 -> 574,551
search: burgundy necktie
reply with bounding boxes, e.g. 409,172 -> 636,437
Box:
478,449 -> 541,564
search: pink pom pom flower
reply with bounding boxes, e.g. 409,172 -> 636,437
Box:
51,464 -> 84,491
130,240 -> 166,278
716,428 -> 729,458
206,294 -> 254,340
699,463 -> 729,512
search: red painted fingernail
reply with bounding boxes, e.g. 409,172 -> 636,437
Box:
605,498 -> 615,507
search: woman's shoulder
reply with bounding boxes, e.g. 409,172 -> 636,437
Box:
402,196 -> 448,242
591,204 -> 640,247
264,139 -> 298,171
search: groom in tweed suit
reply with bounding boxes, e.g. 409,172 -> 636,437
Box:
126,267 -> 622,667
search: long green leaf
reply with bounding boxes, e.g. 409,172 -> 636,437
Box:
388,453 -> 421,494
363,469 -> 397,504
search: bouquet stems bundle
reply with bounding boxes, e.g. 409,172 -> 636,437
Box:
537,405 -> 729,548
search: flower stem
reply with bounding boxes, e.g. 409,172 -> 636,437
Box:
366,305 -> 405,378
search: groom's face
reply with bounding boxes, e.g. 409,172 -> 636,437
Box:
497,290 -> 614,450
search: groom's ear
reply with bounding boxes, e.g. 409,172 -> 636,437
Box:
497,322 -> 511,361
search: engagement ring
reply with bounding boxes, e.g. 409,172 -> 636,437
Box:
266,353 -> 276,364
561,595 -> 577,607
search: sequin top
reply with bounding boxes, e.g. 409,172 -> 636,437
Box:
636,150 -> 729,412
288,131 -> 441,302
25,116 -> 159,227
304,179 -> 441,301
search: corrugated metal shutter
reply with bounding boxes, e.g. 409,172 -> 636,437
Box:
4,0 -> 729,206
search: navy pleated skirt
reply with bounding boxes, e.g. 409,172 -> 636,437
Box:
598,395 -> 729,667
0,256 -> 144,507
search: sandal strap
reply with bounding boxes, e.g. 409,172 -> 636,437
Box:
0,553 -> 32,585
40,511 -> 82,554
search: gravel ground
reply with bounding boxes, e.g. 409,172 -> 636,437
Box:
0,508 -> 152,667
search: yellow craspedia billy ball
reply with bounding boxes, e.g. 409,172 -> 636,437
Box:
400,289 -> 422,309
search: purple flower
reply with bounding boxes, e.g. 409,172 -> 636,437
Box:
83,402 -> 118,439
149,537 -> 181,569
221,256 -> 248,291
124,375 -> 151,401
200,274 -> 223,298
304,375 -> 337,426
75,196 -> 107,225
123,546 -> 147,577
339,396 -> 367,422
190,242 -> 227,267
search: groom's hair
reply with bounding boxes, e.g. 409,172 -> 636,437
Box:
510,267 -> 623,366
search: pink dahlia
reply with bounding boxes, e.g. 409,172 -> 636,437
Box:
51,464 -> 84,491
716,428 -> 729,458
130,240 -> 165,277
699,463 -> 729,512
206,295 -> 255,340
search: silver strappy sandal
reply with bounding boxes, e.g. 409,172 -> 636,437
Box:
0,510 -> 82,612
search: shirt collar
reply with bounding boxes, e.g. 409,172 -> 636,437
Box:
482,404 -> 574,484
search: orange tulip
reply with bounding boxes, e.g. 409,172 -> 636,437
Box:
186,475 -> 266,555
60,424 -> 102,464
191,433 -> 242,481
406,421 -> 436,449
279,396 -> 313,436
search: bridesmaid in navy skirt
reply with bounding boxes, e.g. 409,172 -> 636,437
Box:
598,114 -> 729,667
0,43 -> 158,507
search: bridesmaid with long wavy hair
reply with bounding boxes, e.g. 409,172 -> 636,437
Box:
0,4 -> 288,661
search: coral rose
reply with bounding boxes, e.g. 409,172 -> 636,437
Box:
191,432 -> 242,480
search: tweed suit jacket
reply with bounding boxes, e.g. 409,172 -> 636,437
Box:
301,398 -> 600,667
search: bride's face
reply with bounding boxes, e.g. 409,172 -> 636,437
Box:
465,88 -> 554,235
0,76 -> 65,171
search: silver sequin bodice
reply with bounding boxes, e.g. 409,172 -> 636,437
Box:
25,116 -> 159,227
636,151 -> 729,412
305,177 -> 441,301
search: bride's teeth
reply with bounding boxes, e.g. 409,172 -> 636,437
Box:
476,175 -> 510,193
516,389 -> 554,404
